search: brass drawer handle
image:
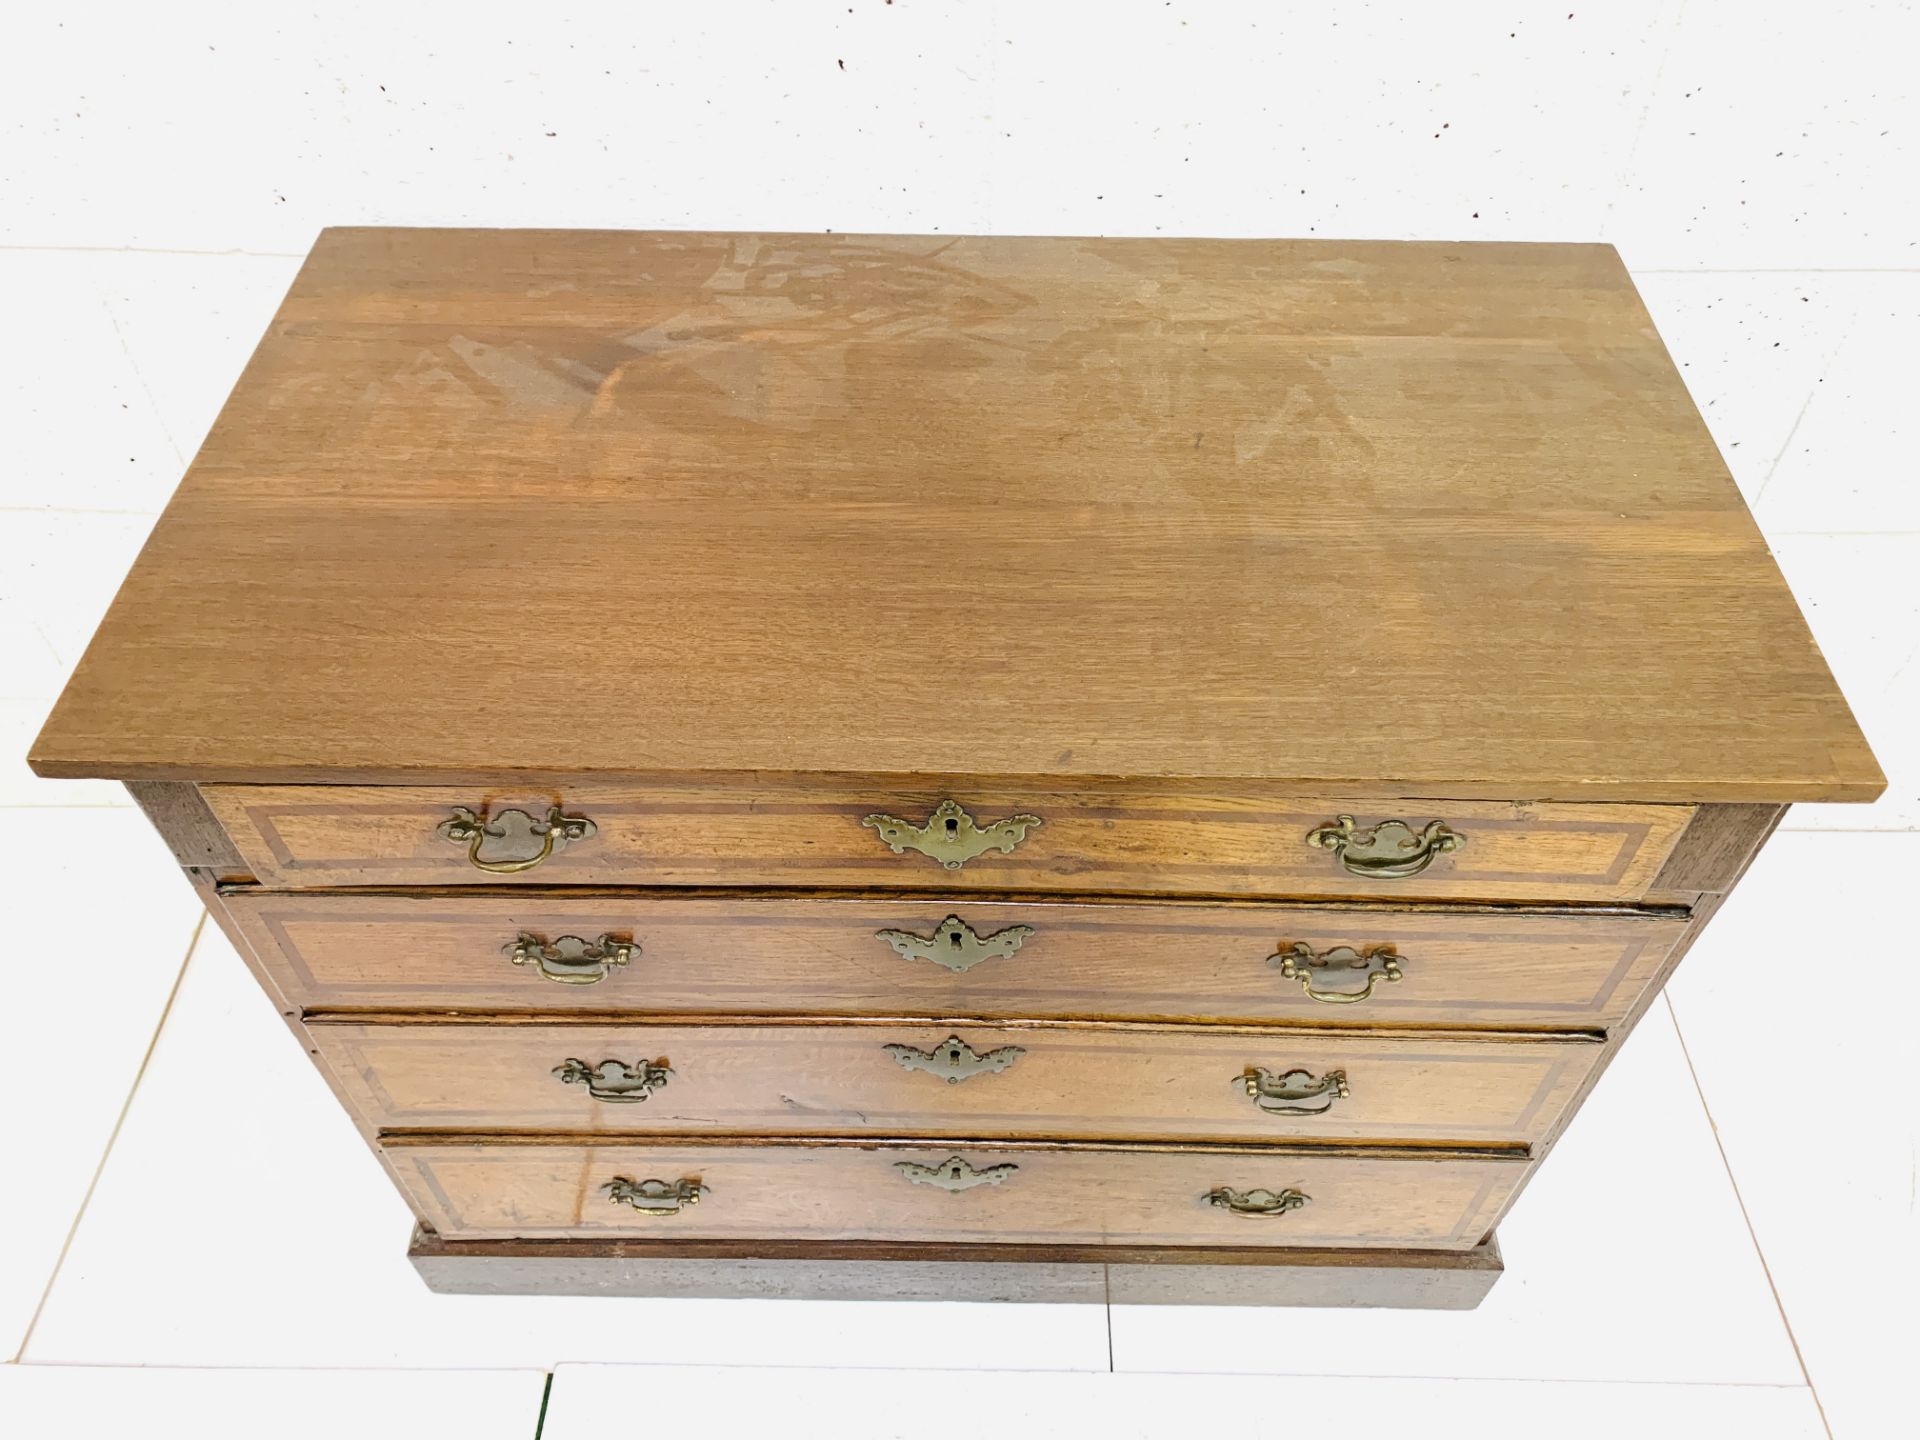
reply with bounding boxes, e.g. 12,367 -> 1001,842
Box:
1306,814 -> 1463,878
894,1156 -> 1019,1192
1241,1066 -> 1349,1116
1269,942 -> 1403,1004
861,799 -> 1042,870
554,1057 -> 672,1103
884,1034 -> 1026,1084
1205,1185 -> 1310,1217
438,804 -> 596,874
603,1176 -> 705,1215
505,931 -> 635,985
875,914 -> 1035,973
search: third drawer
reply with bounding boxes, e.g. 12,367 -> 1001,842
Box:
313,1020 -> 1599,1147
229,892 -> 1688,1031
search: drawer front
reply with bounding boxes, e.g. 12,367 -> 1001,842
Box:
388,1140 -> 1523,1248
228,893 -> 1686,1031
315,1021 -> 1597,1146
200,781 -> 1693,903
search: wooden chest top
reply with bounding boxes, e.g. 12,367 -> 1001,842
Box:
30,228 -> 1878,802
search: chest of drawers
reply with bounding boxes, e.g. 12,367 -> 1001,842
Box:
32,229 -> 1880,1308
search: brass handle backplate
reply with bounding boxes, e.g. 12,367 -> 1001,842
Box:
894,1156 -> 1019,1192
862,799 -> 1042,870
884,1034 -> 1026,1084
875,914 -> 1035,973
1306,814 -> 1463,879
439,804 -> 596,873
554,1057 -> 672,1103
505,931 -> 635,985
1205,1186 -> 1310,1217
1269,942 -> 1404,1005
603,1176 -> 705,1215
1241,1066 -> 1349,1116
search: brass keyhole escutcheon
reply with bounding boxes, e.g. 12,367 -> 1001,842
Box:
861,799 -> 1042,870
884,1034 -> 1026,1084
874,915 -> 1034,973
894,1156 -> 1020,1192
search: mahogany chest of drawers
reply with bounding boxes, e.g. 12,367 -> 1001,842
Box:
31,229 -> 1880,1307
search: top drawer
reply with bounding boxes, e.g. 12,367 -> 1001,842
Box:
200,781 -> 1693,904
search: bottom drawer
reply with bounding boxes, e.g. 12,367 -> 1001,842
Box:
390,1140 -> 1525,1249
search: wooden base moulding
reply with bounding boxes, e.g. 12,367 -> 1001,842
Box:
407,1229 -> 1505,1309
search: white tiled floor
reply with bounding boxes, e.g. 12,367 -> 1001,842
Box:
0,1364 -> 548,1440
1111,1010 -> 1806,1386
4,5 -> 1917,1434
1605,3 -> 1918,270
1666,833 -> 1920,1440
1628,272 -> 1868,506
1751,278 -> 1920,535
1766,536 -> 1920,831
540,1364 -> 1833,1439
0,811 -> 201,1359
21,927 -> 1112,1375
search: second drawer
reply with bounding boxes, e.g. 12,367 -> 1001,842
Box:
228,892 -> 1686,1031
315,1021 -> 1599,1147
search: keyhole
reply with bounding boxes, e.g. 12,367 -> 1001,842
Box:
945,816 -> 960,835
949,931 -> 963,949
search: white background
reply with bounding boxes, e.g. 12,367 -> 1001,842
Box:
1,4 -> 1915,1438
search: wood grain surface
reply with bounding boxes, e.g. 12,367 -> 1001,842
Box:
312,1019 -> 1595,1145
388,1137 -> 1524,1247
30,229 -> 1880,803
223,890 -> 1686,1030
200,780 -> 1694,901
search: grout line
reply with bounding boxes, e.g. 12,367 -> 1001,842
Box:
5,1360 -> 558,1376
1602,0 -> 1688,232
1776,825 -> 1920,834
1749,296 -> 1862,510
10,911 -> 207,1365
0,244 -> 306,258
533,1371 -> 554,1439
0,1359 -> 1828,1387
1071,1369 -> 1819,1391
98,300 -> 185,467
0,507 -> 160,517
1750,385 -> 1826,510
2,245 -> 1912,274
1663,991 -> 1834,1440
1103,1265 -> 1115,1372
0,805 -> 135,812
1632,266 -> 1920,274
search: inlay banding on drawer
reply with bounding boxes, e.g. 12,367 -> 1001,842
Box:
227,892 -> 1688,1031
312,1021 -> 1598,1146
388,1139 -> 1524,1249
199,781 -> 1695,903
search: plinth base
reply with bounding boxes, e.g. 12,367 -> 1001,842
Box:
408,1230 -> 1503,1309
